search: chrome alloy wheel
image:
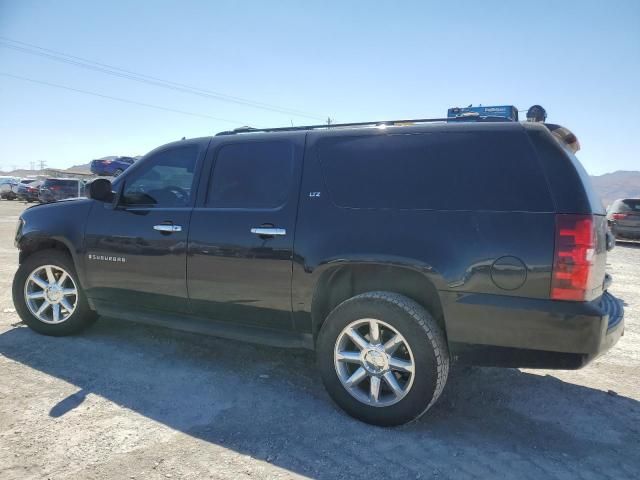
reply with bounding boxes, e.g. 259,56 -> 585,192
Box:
334,318 -> 415,407
24,265 -> 78,324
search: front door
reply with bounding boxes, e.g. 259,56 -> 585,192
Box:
84,140 -> 206,313
187,136 -> 304,330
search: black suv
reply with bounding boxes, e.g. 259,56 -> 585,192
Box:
12,120 -> 624,426
38,178 -> 85,203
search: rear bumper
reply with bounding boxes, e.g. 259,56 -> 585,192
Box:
612,224 -> 640,239
444,291 -> 624,369
17,191 -> 38,201
38,193 -> 52,202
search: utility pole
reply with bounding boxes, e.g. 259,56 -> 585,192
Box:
39,160 -> 47,171
327,117 -> 333,126
30,161 -> 35,171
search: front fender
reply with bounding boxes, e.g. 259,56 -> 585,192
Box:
17,199 -> 94,288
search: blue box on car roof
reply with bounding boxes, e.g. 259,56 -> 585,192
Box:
447,105 -> 518,122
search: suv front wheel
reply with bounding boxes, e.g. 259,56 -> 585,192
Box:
317,291 -> 449,426
13,249 -> 97,336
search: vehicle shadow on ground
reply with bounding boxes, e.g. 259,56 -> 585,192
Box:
1,319 -> 638,479
616,240 -> 640,249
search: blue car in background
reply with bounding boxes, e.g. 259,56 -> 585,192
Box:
90,156 -> 136,177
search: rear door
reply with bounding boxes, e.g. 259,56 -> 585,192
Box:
187,134 -> 305,330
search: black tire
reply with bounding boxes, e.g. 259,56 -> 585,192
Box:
12,249 -> 97,336
317,291 -> 449,426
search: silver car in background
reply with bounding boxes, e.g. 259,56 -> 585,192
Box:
607,198 -> 640,240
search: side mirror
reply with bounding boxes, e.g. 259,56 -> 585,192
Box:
88,178 -> 114,203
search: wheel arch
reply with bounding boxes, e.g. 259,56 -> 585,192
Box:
18,234 -> 75,264
16,233 -> 88,290
310,262 -> 445,343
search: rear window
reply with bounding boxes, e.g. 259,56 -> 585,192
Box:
614,199 -> 640,212
317,131 -> 553,211
43,179 -> 78,187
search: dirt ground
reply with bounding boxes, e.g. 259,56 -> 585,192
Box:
0,200 -> 638,480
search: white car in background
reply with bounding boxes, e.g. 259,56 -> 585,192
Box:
0,176 -> 20,200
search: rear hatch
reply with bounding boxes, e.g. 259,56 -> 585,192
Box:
525,123 -> 608,301
90,159 -> 106,172
614,199 -> 640,229
42,179 -> 81,198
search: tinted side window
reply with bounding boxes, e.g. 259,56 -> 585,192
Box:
122,145 -> 198,207
208,141 -> 294,208
317,131 -> 554,211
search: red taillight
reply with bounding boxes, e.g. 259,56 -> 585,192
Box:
611,213 -> 628,220
551,214 -> 596,301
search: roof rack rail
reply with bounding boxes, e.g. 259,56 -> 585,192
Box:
215,115 -> 509,136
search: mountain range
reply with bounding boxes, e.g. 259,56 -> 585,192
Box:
590,170 -> 640,207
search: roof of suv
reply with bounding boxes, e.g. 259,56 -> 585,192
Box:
209,120 -> 540,142
147,122 -> 552,163
43,178 -> 83,182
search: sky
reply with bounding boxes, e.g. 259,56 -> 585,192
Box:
0,0 -> 638,175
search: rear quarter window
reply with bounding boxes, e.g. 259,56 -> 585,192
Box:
317,131 -> 553,211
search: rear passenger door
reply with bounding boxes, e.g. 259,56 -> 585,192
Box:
187,135 -> 305,330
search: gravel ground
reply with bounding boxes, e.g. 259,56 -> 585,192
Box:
0,201 -> 638,479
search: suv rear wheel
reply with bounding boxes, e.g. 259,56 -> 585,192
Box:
13,249 -> 97,336
317,291 -> 449,426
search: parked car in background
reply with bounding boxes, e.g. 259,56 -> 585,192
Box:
0,176 -> 20,200
17,179 -> 42,203
607,198 -> 640,240
38,178 -> 85,203
90,156 -> 136,177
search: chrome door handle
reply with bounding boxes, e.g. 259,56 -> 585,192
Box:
153,224 -> 182,232
250,227 -> 286,236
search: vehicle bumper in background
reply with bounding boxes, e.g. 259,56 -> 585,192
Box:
38,192 -> 55,203
612,225 -> 640,240
444,290 -> 624,369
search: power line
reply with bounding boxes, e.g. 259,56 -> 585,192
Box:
0,36 -> 326,121
0,72 -> 252,124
